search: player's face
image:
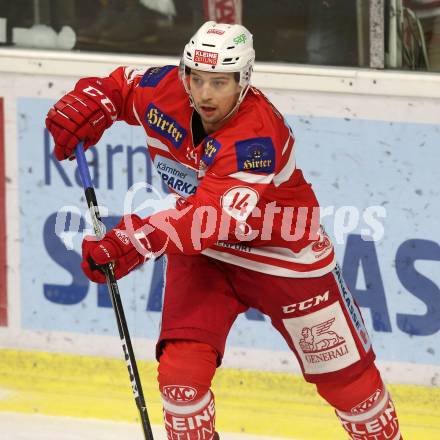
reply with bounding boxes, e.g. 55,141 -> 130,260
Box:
189,70 -> 241,134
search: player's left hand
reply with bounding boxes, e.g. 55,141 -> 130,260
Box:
81,214 -> 151,283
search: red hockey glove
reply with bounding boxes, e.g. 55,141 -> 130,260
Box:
45,77 -> 122,160
81,214 -> 152,283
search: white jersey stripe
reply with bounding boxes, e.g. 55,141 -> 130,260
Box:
201,248 -> 336,278
216,242 -> 332,265
146,134 -> 170,152
273,143 -> 296,187
229,171 -> 274,184
132,102 -> 143,125
282,134 -> 291,155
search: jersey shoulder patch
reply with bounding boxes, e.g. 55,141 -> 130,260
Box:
139,65 -> 176,88
235,137 -> 275,174
201,136 -> 222,166
145,103 -> 188,148
198,136 -> 222,176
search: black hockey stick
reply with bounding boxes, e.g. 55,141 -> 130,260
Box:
75,143 -> 154,440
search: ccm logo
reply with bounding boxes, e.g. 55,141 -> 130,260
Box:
283,291 -> 330,314
83,85 -> 118,121
162,385 -> 197,402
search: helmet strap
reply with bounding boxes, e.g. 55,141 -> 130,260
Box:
218,83 -> 250,123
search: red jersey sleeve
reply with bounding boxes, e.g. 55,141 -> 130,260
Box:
78,65 -> 173,126
107,66 -> 149,126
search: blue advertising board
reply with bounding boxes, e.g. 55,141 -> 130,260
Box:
18,97 -> 440,366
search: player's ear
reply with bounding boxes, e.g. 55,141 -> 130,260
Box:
231,76 -> 240,95
233,73 -> 241,92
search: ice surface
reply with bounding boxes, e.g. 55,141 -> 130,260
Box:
0,412 -> 291,440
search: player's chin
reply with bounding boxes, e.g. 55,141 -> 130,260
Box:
200,113 -> 220,124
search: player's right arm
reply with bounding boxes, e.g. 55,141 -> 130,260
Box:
45,66 -> 145,161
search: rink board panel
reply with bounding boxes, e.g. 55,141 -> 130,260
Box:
0,55 -> 439,387
10,94 -> 440,373
0,349 -> 439,440
0,97 -> 6,326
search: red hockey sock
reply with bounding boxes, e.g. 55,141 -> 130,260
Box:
316,364 -> 402,439
158,340 -> 218,440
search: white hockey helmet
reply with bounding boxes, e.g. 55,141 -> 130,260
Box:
180,21 -> 255,98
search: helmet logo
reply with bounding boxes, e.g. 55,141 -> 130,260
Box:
233,34 -> 247,44
194,50 -> 218,65
207,28 -> 225,35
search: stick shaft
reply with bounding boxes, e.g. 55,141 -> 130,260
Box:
75,144 -> 154,440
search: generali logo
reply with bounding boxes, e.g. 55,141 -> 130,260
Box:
194,50 -> 218,65
162,385 -> 197,402
299,318 -> 348,363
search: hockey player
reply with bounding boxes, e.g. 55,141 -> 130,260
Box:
45,21 -> 403,440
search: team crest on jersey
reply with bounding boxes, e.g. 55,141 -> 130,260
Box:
139,65 -> 175,88
198,137 -> 221,177
145,103 -> 187,148
201,137 -> 221,166
235,137 -> 275,174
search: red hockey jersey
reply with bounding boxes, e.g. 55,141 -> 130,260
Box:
101,65 -> 335,277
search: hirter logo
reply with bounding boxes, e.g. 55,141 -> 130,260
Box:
235,137 -> 275,174
299,318 -> 345,353
145,103 -> 187,148
162,385 -> 197,402
194,50 -> 218,65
